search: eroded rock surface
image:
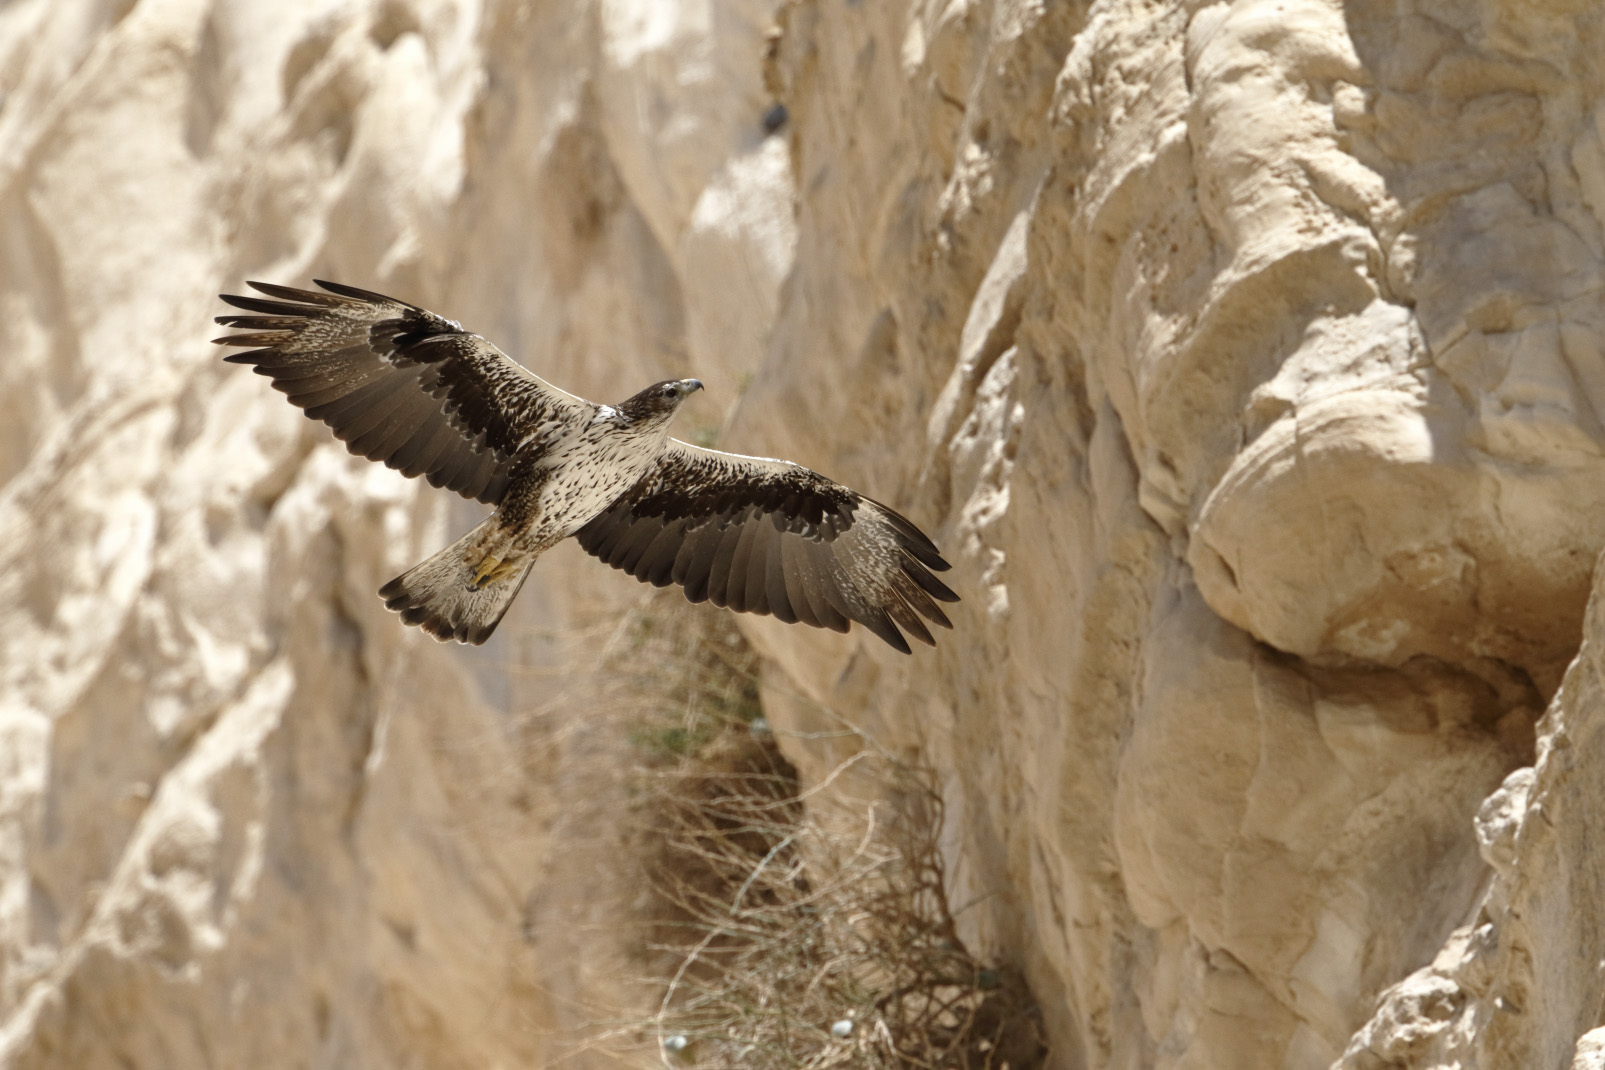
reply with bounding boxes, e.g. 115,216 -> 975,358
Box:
1,0 -> 1603,1068
748,0 -> 1605,1066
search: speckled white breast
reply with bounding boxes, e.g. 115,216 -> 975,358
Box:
531,417 -> 667,536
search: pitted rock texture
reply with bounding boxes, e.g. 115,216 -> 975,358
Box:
1,1 -> 1604,1069
747,0 -> 1604,1067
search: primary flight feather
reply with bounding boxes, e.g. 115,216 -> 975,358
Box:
214,280 -> 958,650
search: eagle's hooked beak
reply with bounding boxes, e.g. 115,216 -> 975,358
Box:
680,379 -> 704,397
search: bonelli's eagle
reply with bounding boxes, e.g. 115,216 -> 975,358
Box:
214,281 -> 958,651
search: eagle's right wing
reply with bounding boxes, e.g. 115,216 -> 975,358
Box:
575,440 -> 958,653
213,280 -> 592,505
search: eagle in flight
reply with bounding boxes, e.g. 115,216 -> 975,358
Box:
213,280 -> 958,651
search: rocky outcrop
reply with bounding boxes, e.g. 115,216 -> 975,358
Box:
1,0 -> 1603,1068
745,0 -> 1605,1066
0,1 -> 786,1065
1335,564 -> 1605,1070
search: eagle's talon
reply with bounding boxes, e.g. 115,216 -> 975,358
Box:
471,554 -> 503,589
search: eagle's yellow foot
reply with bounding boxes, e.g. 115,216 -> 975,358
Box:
471,555 -> 499,589
470,552 -> 522,589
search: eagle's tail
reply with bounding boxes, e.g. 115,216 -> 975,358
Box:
378,519 -> 536,645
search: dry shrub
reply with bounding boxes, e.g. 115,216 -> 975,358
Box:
607,600 -> 1048,1070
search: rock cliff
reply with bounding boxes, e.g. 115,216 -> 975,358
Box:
1,0 -> 1603,1068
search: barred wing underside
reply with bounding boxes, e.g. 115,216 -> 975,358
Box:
575,441 -> 958,653
213,280 -> 592,505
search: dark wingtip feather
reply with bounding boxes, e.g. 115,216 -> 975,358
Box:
219,293 -> 322,317
858,610 -> 912,654
865,501 -> 950,571
315,278 -> 405,305
905,542 -> 952,572
893,606 -> 936,647
912,594 -> 953,630
904,560 -> 960,603
247,280 -> 344,304
216,332 -> 294,349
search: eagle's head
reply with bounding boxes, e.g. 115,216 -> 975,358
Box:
617,378 -> 703,426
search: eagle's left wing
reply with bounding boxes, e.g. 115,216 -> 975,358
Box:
213,280 -> 593,505
574,441 -> 958,653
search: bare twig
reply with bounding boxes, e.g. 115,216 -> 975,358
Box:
569,595 -> 1047,1069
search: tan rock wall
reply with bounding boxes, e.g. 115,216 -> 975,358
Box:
0,0 -> 784,1065
1,0 -> 1603,1068
749,0 -> 1604,1066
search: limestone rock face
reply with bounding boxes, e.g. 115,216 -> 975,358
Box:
1334,567 -> 1605,1070
748,0 -> 1605,1067
1,0 -> 1604,1069
0,0 -> 785,1066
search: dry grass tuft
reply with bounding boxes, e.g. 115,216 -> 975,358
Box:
600,599 -> 1048,1070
